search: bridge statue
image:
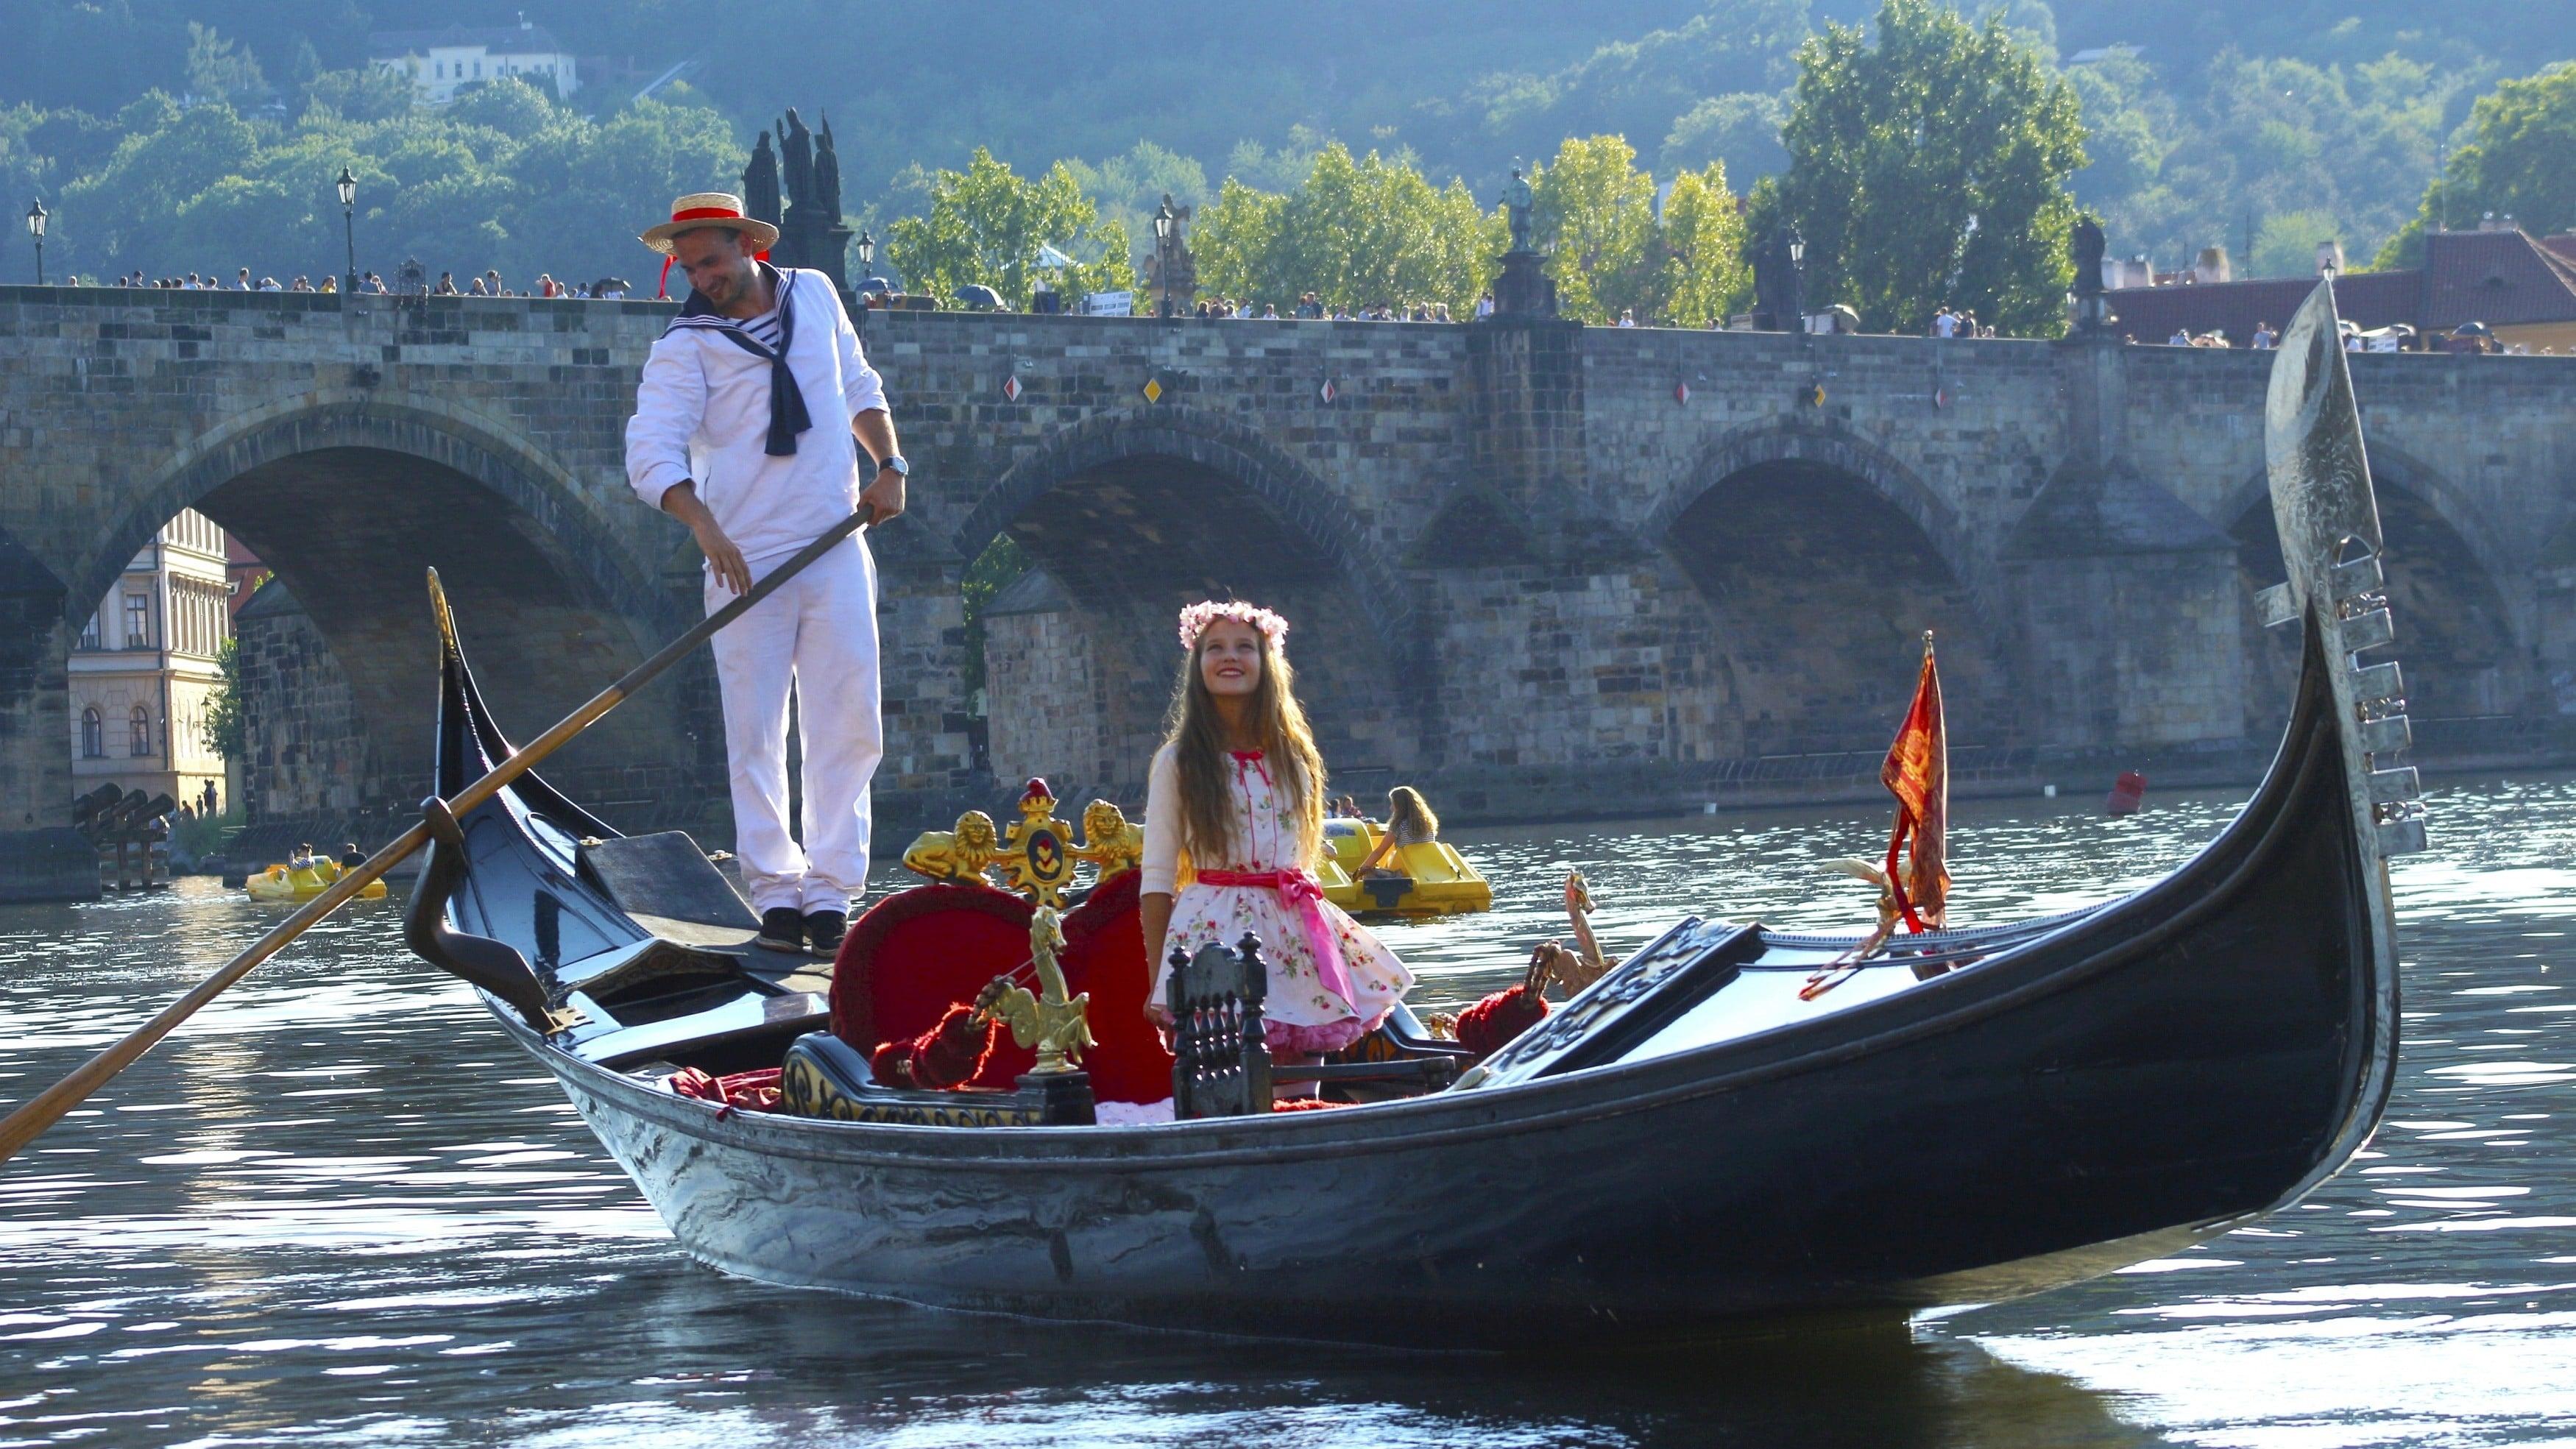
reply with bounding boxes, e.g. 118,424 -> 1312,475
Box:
1502,166 -> 1535,253
2070,213 -> 2115,333
778,108 -> 815,215
815,113 -> 843,223
743,131 -> 782,228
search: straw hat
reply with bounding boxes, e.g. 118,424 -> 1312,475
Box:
640,192 -> 779,255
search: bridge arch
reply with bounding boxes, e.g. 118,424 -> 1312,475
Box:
2228,444 -> 2530,729
955,405 -> 1422,796
1652,419 -> 2013,757
93,393 -> 694,826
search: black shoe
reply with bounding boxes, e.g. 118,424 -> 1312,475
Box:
754,907 -> 805,953
804,909 -> 849,959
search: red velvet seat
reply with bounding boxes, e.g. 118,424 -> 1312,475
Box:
829,874 -> 1173,1103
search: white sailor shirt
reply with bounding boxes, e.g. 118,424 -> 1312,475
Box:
623,266 -> 890,570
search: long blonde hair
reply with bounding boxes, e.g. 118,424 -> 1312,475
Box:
1163,614 -> 1326,870
1386,785 -> 1438,841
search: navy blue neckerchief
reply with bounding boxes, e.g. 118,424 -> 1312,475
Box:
665,261 -> 813,456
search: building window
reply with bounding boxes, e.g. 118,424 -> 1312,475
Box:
78,614 -> 99,651
124,592 -> 150,650
80,708 -> 102,759
129,705 -> 151,758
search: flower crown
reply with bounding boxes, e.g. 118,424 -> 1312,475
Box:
1176,599 -> 1289,653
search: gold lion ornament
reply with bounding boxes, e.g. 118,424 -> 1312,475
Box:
1075,799 -> 1144,881
900,809 -> 1001,885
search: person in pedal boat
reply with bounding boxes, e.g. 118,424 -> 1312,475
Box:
623,191 -> 907,960
1139,600 -> 1415,1092
1353,785 -> 1440,878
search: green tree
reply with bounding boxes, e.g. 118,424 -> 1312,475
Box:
885,147 -> 1133,309
1532,134 -> 1659,321
1523,135 -> 1751,325
1192,142 -> 1501,314
2377,61 -> 2576,268
1772,0 -> 2085,336
1657,162 -> 1752,325
1661,92 -> 1788,188
1064,140 -> 1211,266
183,22 -> 266,107
204,636 -> 248,762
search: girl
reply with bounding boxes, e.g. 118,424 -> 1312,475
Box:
1140,601 -> 1415,1067
1353,786 -> 1438,877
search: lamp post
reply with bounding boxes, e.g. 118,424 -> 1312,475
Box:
335,166 -> 358,294
1153,196 -> 1175,318
25,199 -> 45,286
852,230 -> 875,334
1783,227 -> 1805,331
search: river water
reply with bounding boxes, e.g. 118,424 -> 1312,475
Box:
2,776 -> 2572,1447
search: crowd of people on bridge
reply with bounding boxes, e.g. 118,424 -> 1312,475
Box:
92,268 -> 634,299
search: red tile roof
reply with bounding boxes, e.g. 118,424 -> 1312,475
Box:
2421,228 -> 2576,327
2101,270 -> 2418,345
2097,229 -> 2576,342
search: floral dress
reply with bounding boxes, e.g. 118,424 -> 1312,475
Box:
1142,746 -> 1415,1054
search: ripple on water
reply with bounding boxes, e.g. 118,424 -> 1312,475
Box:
1,779 -> 2572,1447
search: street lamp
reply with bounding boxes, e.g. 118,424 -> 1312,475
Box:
1783,227 -> 1805,331
336,166 -> 358,294
1153,195 -> 1176,318
25,199 -> 45,286
855,229 -> 874,272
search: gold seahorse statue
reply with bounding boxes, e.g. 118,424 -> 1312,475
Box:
974,907 -> 1094,1075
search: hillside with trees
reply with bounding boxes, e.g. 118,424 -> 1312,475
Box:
1,0 -> 2567,310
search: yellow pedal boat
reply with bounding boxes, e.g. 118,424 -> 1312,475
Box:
244,854 -> 387,903
1317,818 -> 1493,916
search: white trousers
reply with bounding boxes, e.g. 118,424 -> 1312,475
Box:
706,538 -> 883,915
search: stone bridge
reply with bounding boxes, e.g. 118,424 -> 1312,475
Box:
2,286 -> 2571,893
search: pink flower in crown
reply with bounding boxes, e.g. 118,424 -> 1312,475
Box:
1177,599 -> 1289,652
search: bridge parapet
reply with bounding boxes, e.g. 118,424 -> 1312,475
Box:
0,285 -> 2569,896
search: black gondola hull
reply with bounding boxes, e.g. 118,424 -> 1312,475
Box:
470,631 -> 2379,1345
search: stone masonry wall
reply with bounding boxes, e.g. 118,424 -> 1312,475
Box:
1,286 -> 2572,880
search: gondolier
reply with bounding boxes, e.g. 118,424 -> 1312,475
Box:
624,191 -> 908,957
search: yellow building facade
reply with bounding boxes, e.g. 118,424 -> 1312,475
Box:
68,509 -> 233,814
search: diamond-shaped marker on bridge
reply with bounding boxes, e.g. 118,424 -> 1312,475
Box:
1319,378 -> 1337,405
1141,375 -> 1165,404
1000,374 -> 1022,403
1673,380 -> 1691,405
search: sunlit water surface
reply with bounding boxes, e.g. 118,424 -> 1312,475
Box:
3,775 -> 2572,1447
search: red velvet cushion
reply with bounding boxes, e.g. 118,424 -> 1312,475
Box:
832,884 -> 1032,1088
830,876 -> 1174,1102
1055,871 -> 1174,1104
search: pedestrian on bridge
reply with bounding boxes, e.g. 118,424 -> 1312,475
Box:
624,191 -> 910,960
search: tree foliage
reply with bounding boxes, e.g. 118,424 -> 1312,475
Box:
1191,143 -> 1500,313
42,74 -> 741,287
883,147 -> 1133,309
203,635 -> 247,763
2377,60 -> 2576,267
1772,0 -> 2084,335
1522,135 -> 1748,325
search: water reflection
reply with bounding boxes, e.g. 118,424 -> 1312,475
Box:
2,774 -> 2571,1445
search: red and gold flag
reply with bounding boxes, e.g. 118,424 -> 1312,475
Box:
1879,633 -> 1948,932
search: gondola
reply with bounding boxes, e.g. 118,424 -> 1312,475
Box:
404,280 -> 2423,1347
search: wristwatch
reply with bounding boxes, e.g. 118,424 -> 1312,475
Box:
877,454 -> 909,478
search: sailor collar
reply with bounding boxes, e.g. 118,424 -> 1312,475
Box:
663,261 -> 813,457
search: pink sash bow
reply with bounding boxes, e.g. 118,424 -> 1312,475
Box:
1193,866 -> 1354,1007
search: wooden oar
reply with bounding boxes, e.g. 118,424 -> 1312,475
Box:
0,508 -> 874,1166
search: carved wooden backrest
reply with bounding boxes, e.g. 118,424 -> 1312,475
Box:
1168,932 -> 1273,1119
